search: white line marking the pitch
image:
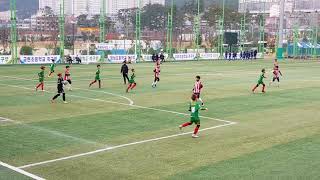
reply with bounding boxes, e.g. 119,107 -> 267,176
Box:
1,83 -> 234,124
0,161 -> 45,180
1,76 -> 134,105
18,122 -> 235,169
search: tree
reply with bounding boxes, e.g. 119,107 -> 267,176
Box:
0,27 -> 9,54
140,4 -> 167,31
20,45 -> 33,55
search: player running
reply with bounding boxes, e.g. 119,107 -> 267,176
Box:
48,59 -> 56,77
193,75 -> 204,106
51,73 -> 67,104
89,64 -> 101,88
64,65 -> 72,91
270,65 -> 283,87
36,66 -> 45,91
252,68 -> 267,93
126,69 -> 137,93
179,94 -> 208,138
152,60 -> 161,88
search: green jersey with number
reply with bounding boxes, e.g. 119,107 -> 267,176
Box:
190,101 -> 201,121
258,73 -> 265,84
95,69 -> 101,80
129,73 -> 135,83
38,70 -> 44,82
50,63 -> 55,71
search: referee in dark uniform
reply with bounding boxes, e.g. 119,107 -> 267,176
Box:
120,61 -> 129,84
51,73 -> 67,104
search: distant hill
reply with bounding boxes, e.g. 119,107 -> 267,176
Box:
165,0 -> 239,10
0,0 -> 38,19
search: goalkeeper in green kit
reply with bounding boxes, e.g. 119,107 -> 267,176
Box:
179,94 -> 208,138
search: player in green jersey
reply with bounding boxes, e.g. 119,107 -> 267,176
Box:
252,68 -> 266,93
36,66 -> 45,91
179,94 -> 208,138
126,69 -> 137,93
89,64 -> 101,88
48,59 -> 56,77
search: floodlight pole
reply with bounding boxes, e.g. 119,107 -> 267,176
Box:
277,0 -> 285,60
258,0 -> 266,59
135,0 -> 142,61
193,0 -> 201,59
10,0 -> 17,64
312,0 -> 318,59
218,0 -> 225,58
166,0 -> 174,59
99,0 -> 106,62
59,0 -> 65,62
240,0 -> 246,52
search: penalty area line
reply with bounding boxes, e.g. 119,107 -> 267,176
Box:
18,122 -> 236,169
0,161 -> 45,180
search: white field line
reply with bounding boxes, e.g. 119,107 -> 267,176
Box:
0,115 -> 100,145
18,122 -> 235,169
1,76 -> 134,105
0,76 -> 234,123
0,117 -> 13,122
0,161 -> 45,180
1,83 -> 235,124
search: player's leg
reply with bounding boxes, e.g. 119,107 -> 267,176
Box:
62,93 -> 67,103
192,122 -> 201,138
51,93 -> 60,103
179,121 -> 192,130
36,82 -> 42,91
40,82 -> 44,91
89,80 -> 96,87
262,83 -> 266,93
252,84 -> 259,92
197,94 -> 204,106
122,74 -> 127,84
131,83 -> 137,90
98,80 -> 101,88
126,83 -> 132,93
67,79 -> 72,91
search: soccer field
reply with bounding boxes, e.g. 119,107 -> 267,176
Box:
0,60 -> 320,180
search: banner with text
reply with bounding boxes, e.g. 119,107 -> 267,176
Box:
107,55 -> 136,63
96,43 -> 114,51
20,55 -> 61,64
200,53 -> 220,60
173,53 -> 197,61
0,56 -> 11,64
71,55 -> 100,64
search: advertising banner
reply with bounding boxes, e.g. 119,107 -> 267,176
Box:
107,55 -> 136,63
71,55 -> 100,64
0,56 -> 11,65
20,55 -> 61,64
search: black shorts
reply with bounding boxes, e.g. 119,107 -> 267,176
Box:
193,93 -> 200,99
58,88 -> 64,94
67,79 -> 72,84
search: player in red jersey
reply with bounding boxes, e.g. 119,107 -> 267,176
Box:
64,65 -> 72,91
152,60 -> 161,88
193,75 -> 204,106
270,65 -> 282,87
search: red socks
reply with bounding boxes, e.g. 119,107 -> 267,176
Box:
127,83 -> 137,92
252,85 -> 258,92
130,83 -> 136,89
194,125 -> 200,135
36,83 -> 44,90
182,122 -> 192,127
